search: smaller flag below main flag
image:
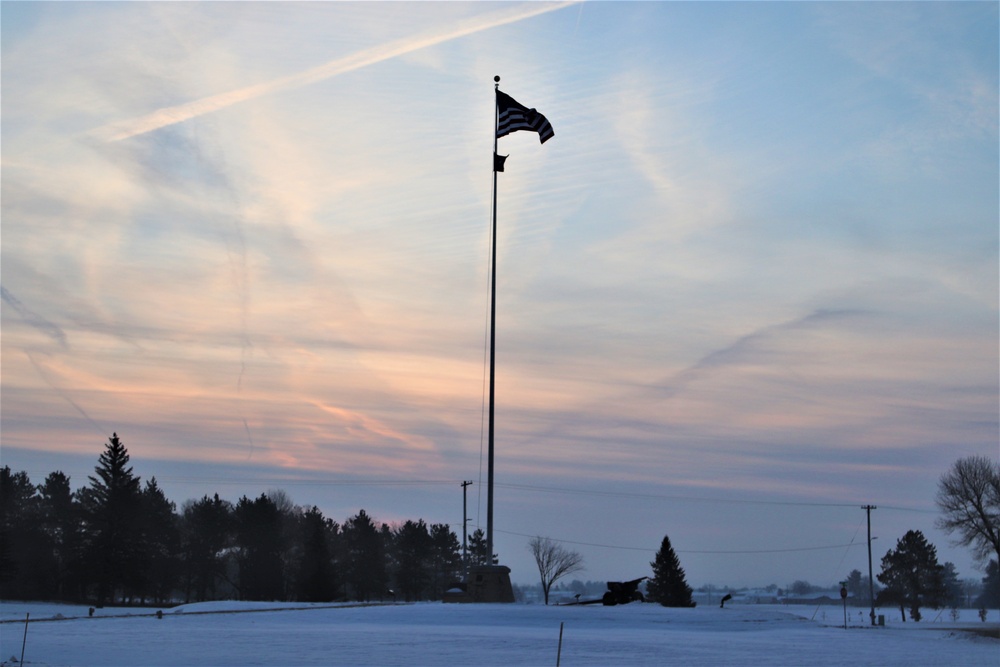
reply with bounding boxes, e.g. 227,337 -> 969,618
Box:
496,90 -> 554,144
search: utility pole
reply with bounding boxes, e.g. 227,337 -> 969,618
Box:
863,505 -> 877,626
462,481 -> 473,573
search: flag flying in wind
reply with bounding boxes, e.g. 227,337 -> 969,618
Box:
496,90 -> 554,144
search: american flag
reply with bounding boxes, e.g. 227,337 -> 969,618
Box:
496,90 -> 554,144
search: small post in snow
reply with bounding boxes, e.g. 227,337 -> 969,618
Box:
840,583 -> 848,629
556,621 -> 564,666
20,612 -> 30,665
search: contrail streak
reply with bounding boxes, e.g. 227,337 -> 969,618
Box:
25,352 -> 109,437
91,2 -> 577,143
1,286 -> 68,348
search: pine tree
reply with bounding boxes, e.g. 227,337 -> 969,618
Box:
0,467 -> 52,599
467,528 -> 495,566
877,530 -> 946,622
38,471 -> 81,599
940,562 -> 964,608
341,509 -> 387,601
393,519 -> 433,601
234,493 -> 285,600
140,478 -> 180,604
78,434 -> 144,605
180,494 -> 233,602
648,534 -> 695,607
975,559 -> 1000,608
294,506 -> 337,602
428,524 -> 462,599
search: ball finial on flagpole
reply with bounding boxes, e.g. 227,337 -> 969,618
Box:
494,75 -> 500,83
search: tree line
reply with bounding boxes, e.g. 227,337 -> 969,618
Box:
0,434 -> 493,606
3,436 -> 997,618
526,455 -> 1000,621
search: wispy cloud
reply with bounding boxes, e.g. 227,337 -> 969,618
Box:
666,309 -> 869,389
89,2 -> 578,143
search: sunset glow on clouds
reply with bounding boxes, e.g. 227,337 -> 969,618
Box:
2,1 -> 997,585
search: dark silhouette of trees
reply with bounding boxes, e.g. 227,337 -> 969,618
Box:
77,434 -> 144,605
528,536 -> 584,605
845,569 -> 864,602
877,530 -> 946,622
38,471 -> 81,599
977,560 -> 1000,608
467,528 -> 494,566
789,580 -> 817,596
0,467 -> 53,598
428,523 -> 462,599
844,568 -> 877,607
342,510 -> 387,601
294,506 -> 338,602
936,456 -> 1000,566
234,494 -> 285,600
393,519 -> 432,601
647,534 -> 695,607
139,478 -> 181,604
940,562 -> 964,608
180,494 -> 233,602
2,442 -> 478,605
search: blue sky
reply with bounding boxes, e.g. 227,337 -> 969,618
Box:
2,1 -> 997,588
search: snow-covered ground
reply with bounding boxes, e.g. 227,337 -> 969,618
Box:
1,600 -> 996,666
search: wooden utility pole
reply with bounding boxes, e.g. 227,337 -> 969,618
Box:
462,480 -> 473,573
863,505 -> 877,626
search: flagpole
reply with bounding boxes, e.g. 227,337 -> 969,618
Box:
487,75 -> 500,563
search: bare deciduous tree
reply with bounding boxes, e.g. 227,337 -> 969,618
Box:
528,536 -> 584,605
935,456 -> 1000,565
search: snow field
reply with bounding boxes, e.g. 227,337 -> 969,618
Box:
0,601 -> 996,667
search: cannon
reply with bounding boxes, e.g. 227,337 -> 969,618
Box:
601,577 -> 647,606
556,577 -> 648,606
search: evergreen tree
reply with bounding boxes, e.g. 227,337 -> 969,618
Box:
428,523 -> 462,599
393,519 -> 432,601
180,494 -> 233,602
139,478 -> 180,604
940,562 -> 963,608
234,493 -> 285,600
0,467 -> 54,599
467,528 -> 495,566
77,434 -> 144,605
294,506 -> 337,602
38,471 -> 81,600
845,569 -> 865,604
265,488 -> 302,591
648,535 -> 695,607
342,510 -> 387,601
976,559 -> 1000,608
877,530 -> 946,622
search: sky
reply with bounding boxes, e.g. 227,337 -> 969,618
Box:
1,1 -> 997,590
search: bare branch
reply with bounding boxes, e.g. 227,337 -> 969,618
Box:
528,536 -> 584,605
935,456 -> 1000,565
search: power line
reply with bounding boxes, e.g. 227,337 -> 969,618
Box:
495,528 -> 870,555
495,482 -> 936,513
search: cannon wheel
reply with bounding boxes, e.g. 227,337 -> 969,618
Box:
602,592 -> 617,606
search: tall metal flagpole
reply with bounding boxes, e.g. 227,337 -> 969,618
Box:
487,75 -> 500,562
